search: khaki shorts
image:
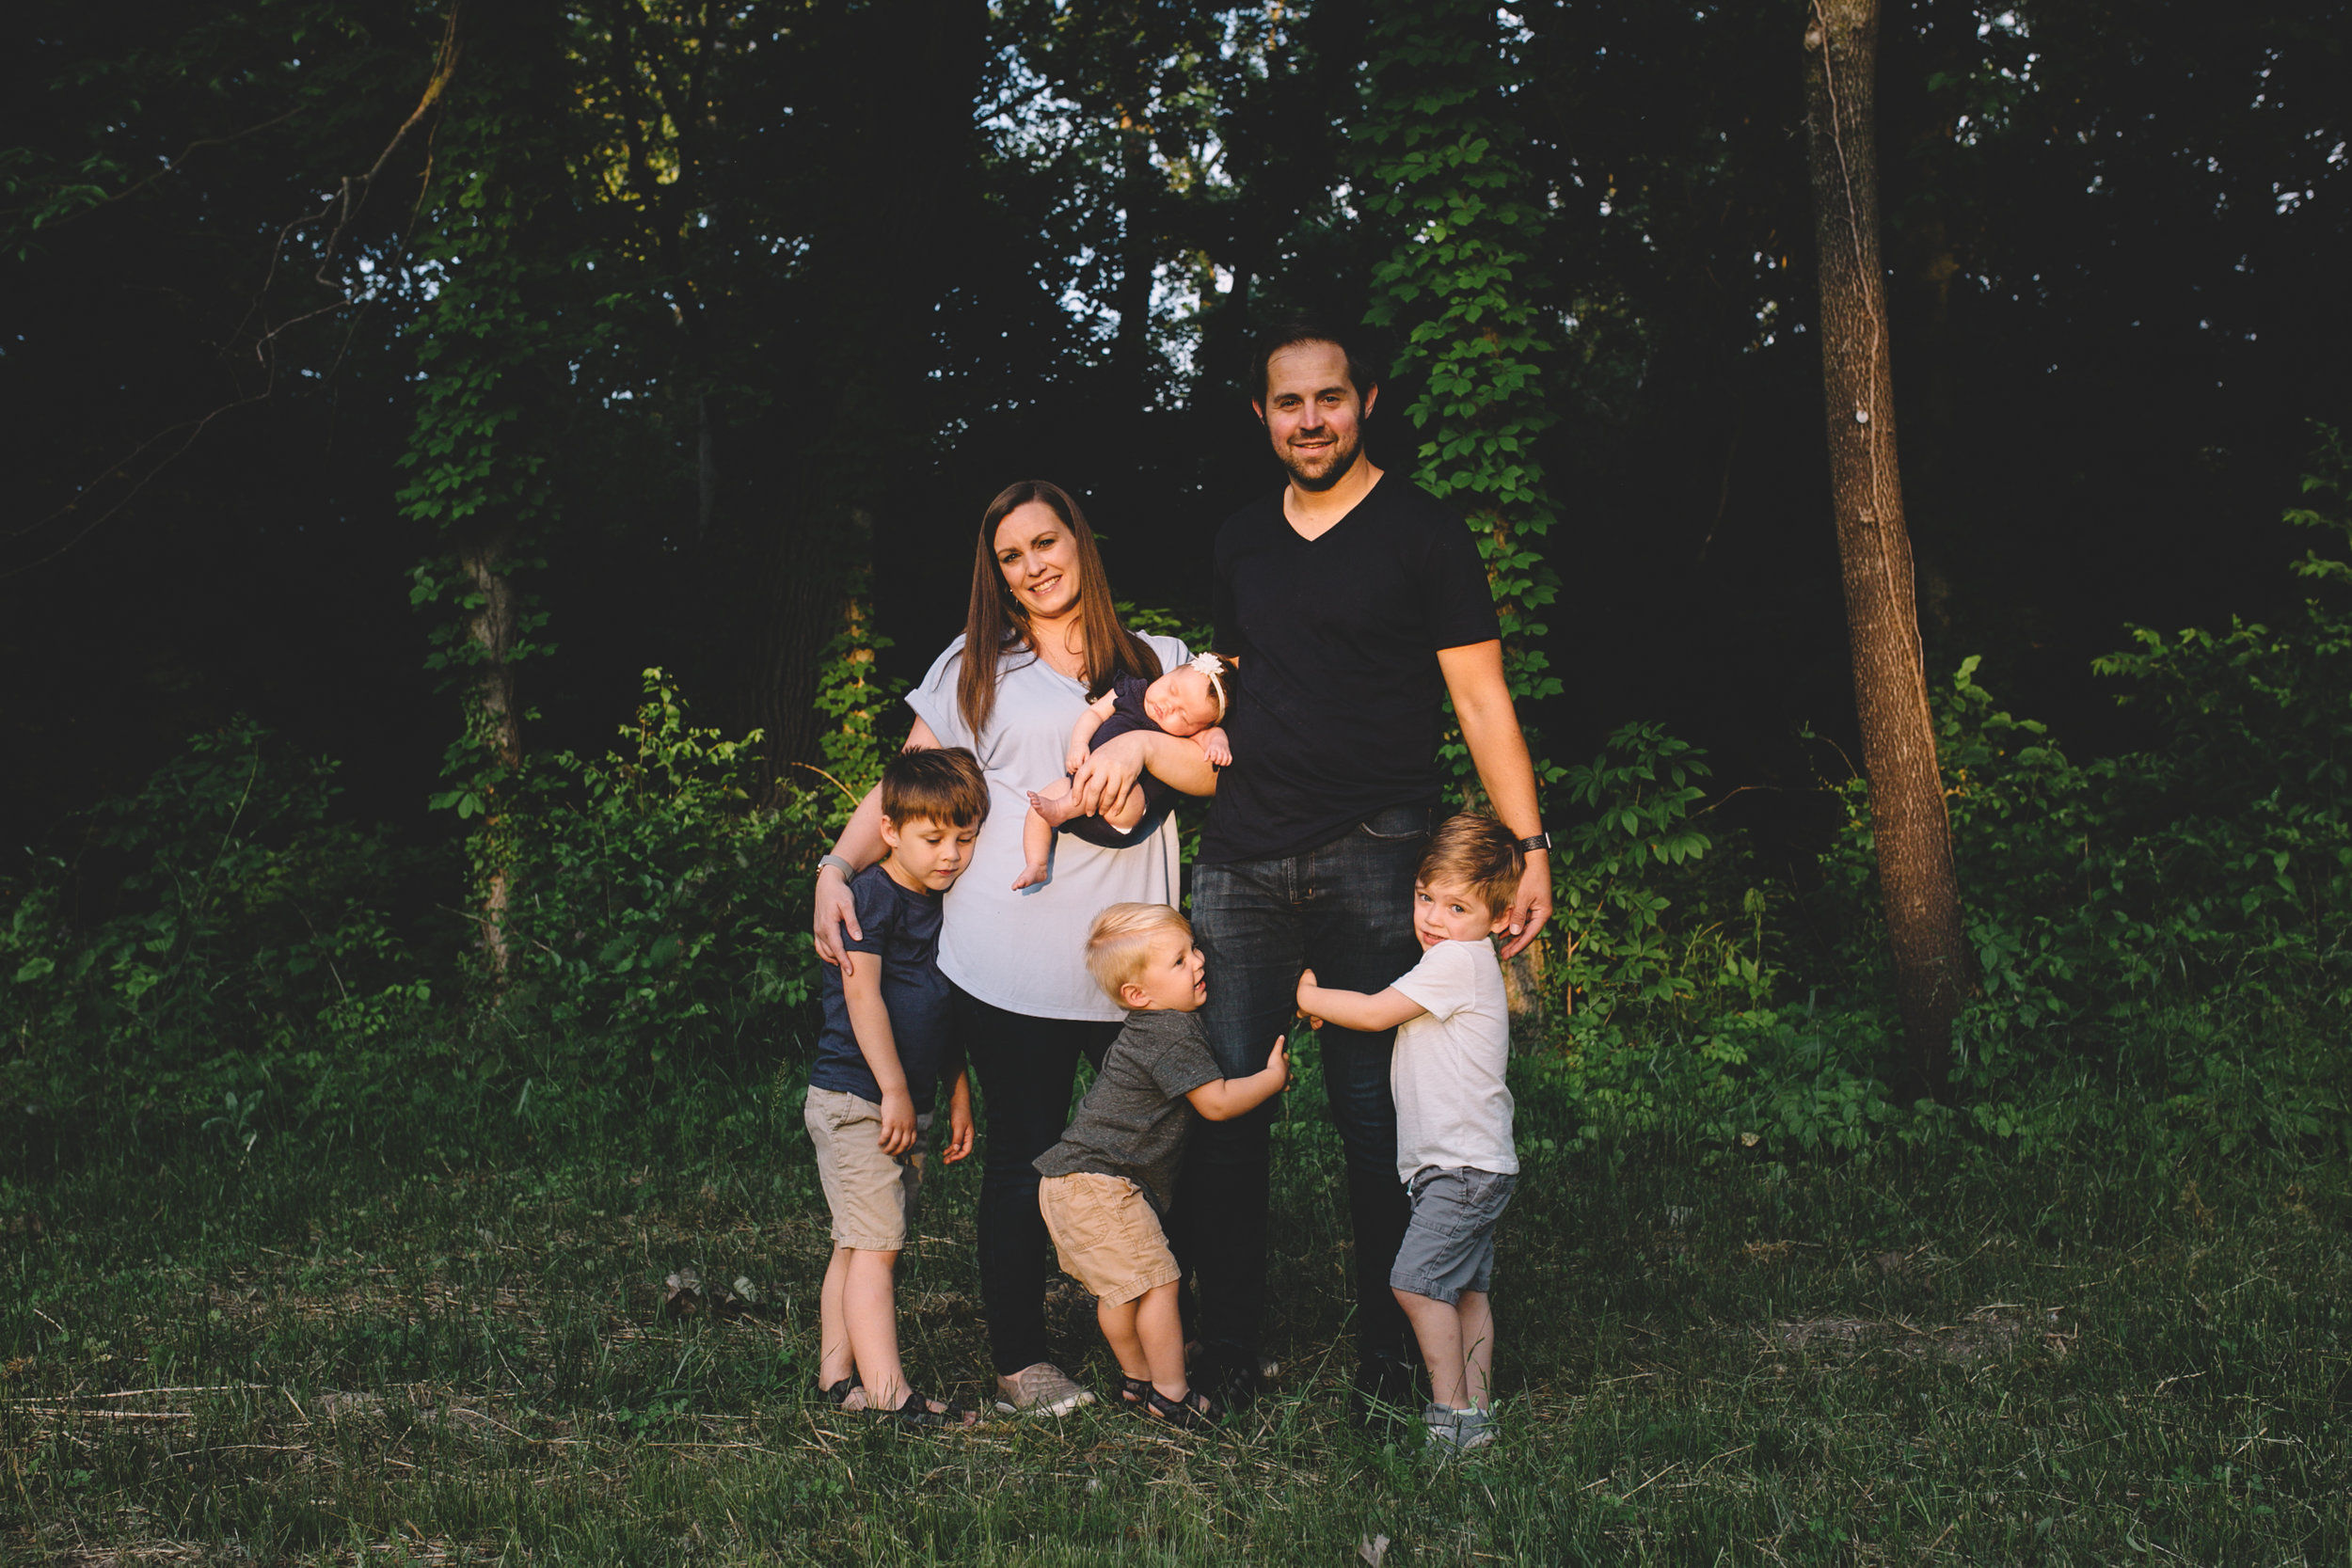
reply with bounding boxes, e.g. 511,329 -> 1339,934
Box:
1038,1171 -> 1180,1306
805,1086 -> 930,1251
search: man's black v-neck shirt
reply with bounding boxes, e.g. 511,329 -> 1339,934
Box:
1200,473 -> 1502,864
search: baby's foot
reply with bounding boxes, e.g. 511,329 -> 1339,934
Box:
1027,788 -> 1087,828
1012,859 -> 1052,891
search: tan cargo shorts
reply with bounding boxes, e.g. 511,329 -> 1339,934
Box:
804,1085 -> 930,1252
1037,1171 -> 1180,1306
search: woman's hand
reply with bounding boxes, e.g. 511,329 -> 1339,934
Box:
814,865 -> 863,976
1064,730 -> 1151,819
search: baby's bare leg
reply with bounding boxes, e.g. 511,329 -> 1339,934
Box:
1026,775 -> 1090,829
1014,789 -> 1065,891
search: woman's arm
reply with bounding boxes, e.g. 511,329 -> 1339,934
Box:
1296,968 -> 1427,1034
1064,729 -> 1218,819
813,717 -> 943,971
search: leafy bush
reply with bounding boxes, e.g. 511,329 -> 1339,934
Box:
496,670 -> 834,1093
2,720 -> 433,1123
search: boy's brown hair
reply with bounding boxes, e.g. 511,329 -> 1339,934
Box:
881,747 -> 990,828
1085,902 -> 1191,1005
1416,813 -> 1524,919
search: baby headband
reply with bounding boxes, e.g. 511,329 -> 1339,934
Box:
1188,651 -> 1230,718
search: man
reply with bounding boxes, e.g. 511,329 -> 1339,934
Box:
1176,321 -> 1552,1414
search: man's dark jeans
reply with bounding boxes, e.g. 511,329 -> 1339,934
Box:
954,984 -> 1119,1378
1176,802 -> 1431,1370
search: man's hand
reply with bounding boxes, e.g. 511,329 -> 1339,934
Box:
814,866 -> 862,976
1195,726 -> 1232,768
943,1075 -> 975,1164
1500,854 -> 1552,960
877,1087 -> 918,1156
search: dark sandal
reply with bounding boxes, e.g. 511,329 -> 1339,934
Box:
887,1387 -> 975,1429
815,1372 -> 863,1406
1116,1375 -> 1153,1411
1141,1385 -> 1222,1430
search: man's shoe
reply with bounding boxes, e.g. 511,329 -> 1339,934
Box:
993,1362 -> 1095,1417
1350,1351 -> 1422,1425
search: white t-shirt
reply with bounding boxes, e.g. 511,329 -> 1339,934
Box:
1388,938 -> 1518,1183
905,631 -> 1188,1022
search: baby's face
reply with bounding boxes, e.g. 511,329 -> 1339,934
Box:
1143,665 -> 1223,736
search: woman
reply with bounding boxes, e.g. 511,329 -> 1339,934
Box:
812,480 -> 1217,1415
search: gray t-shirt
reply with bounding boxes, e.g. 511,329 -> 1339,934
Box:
906,631 -> 1187,1022
1033,1007 -> 1221,1212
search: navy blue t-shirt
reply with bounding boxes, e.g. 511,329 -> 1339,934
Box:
809,863 -> 959,1113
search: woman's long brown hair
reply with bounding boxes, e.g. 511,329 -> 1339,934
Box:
959,481 -> 1162,739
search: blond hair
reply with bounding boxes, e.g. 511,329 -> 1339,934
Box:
1416,813 -> 1524,919
1085,902 -> 1192,1004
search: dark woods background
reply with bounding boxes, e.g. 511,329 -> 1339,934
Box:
8,0 -> 2344,850
2,0 -> 2348,1149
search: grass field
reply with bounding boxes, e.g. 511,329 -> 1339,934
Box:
4,1047 -> 2346,1565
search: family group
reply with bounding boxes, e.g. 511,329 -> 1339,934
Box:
802,324 -> 1555,1455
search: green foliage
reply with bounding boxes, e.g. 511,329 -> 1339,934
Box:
1,720 -> 432,1123
1360,0 -> 1565,782
498,670 -> 830,1094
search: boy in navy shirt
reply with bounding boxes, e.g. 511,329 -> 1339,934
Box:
806,748 -> 987,1426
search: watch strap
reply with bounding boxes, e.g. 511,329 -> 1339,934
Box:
817,853 -> 858,880
1516,832 -> 1552,854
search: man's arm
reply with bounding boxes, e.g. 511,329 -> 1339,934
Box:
840,959 -> 919,1155
1437,639 -> 1552,958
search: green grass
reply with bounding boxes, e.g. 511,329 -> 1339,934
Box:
3,1048 -> 2346,1565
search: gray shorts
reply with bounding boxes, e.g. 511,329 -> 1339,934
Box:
1391,1166 -> 1516,1306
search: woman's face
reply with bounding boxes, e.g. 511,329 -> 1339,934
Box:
993,500 -> 1084,622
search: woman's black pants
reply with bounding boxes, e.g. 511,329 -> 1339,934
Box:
954,983 -> 1119,1378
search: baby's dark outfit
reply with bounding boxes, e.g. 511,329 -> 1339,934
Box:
1059,672 -> 1182,849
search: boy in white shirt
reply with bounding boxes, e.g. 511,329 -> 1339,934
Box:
1297,814 -> 1520,1453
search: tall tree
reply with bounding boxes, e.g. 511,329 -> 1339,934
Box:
1800,0 -> 1975,1099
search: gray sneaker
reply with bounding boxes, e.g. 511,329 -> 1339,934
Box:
993,1362 -> 1096,1416
1454,1406 -> 1498,1451
1422,1402 -> 1465,1453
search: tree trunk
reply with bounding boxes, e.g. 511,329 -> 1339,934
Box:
1800,0 -> 1976,1101
460,536 -> 521,971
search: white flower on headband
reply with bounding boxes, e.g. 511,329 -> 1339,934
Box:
1186,651 -> 1230,717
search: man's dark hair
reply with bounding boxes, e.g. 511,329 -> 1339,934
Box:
1250,320 -> 1381,404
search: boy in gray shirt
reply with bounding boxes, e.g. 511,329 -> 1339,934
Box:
1035,903 -> 1292,1427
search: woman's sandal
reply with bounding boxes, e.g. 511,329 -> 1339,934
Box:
815,1372 -> 863,1407
886,1387 -> 977,1430
1140,1385 -> 1222,1431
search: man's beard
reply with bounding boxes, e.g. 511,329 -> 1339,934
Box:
1281,429 -> 1361,492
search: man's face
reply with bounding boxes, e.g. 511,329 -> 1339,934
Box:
1255,341 -> 1377,492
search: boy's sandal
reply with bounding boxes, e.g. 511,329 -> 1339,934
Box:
1140,1385 -> 1222,1431
887,1388 -> 977,1430
815,1373 -> 863,1407
1115,1375 -> 1153,1411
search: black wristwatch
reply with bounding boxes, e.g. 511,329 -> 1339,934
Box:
1516,832 -> 1553,854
